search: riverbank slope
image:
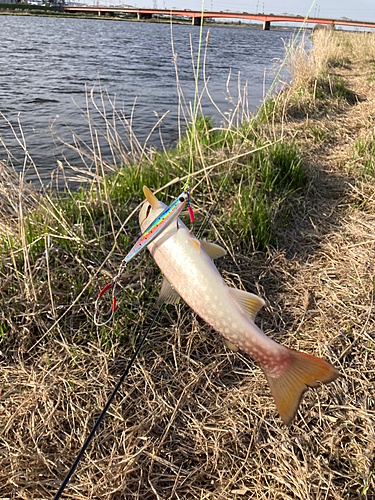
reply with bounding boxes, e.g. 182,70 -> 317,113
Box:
0,30 -> 374,499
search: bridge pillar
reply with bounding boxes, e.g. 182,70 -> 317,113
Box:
263,20 -> 270,30
192,16 -> 203,25
138,12 -> 152,20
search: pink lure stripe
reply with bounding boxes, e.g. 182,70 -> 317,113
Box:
124,191 -> 188,264
188,206 -> 194,223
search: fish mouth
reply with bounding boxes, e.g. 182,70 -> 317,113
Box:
139,200 -> 167,232
139,201 -> 152,228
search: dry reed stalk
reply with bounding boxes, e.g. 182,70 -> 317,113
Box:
1,30 -> 375,500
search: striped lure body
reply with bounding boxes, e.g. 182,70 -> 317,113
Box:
124,189 -> 189,264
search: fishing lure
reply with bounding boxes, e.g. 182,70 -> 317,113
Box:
94,188 -> 192,326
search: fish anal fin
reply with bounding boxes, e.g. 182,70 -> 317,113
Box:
266,349 -> 340,426
201,240 -> 227,260
143,186 -> 160,209
228,288 -> 265,322
157,277 -> 181,306
224,339 -> 239,352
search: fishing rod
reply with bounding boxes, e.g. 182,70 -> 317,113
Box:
52,36 -> 201,494
53,188 -> 195,498
53,304 -> 164,500
53,0 -> 214,493
53,2 -> 316,495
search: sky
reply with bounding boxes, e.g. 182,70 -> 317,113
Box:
110,0 -> 375,24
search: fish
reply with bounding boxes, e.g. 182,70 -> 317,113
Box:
139,186 -> 339,425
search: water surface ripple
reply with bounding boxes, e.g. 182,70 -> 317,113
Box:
0,16 -> 294,184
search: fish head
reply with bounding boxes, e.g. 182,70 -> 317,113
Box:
139,186 -> 167,232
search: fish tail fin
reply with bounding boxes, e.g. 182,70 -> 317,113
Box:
265,349 -> 339,426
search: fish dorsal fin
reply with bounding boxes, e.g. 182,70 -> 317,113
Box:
143,186 -> 159,209
157,277 -> 181,306
228,288 -> 265,322
200,240 -> 227,260
187,235 -> 201,251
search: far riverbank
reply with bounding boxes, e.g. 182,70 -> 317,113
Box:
0,3 -> 300,29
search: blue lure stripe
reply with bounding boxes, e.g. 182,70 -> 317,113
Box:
124,191 -> 189,263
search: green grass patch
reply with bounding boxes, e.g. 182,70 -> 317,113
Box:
366,62 -> 375,82
0,111 -> 305,352
311,75 -> 356,104
309,125 -> 327,142
279,73 -> 358,120
352,134 -> 375,177
226,139 -> 304,249
255,98 -> 279,124
327,56 -> 351,69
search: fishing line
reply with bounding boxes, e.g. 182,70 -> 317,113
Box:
53,304 -> 165,500
59,15 -> 205,492
184,0 -> 206,192
56,3 -> 316,496
197,0 -> 316,238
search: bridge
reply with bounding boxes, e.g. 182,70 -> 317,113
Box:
62,7 -> 375,30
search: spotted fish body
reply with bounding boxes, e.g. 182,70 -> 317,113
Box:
139,187 -> 339,425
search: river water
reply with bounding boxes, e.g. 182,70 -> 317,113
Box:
0,16 -> 296,185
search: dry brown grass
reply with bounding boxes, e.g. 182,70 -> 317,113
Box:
1,31 -> 375,500
287,30 -> 375,88
268,30 -> 375,120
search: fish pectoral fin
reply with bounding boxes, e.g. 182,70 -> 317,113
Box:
143,186 -> 160,209
265,349 -> 339,426
224,339 -> 239,352
200,240 -> 227,260
157,276 -> 182,306
187,235 -> 201,251
228,288 -> 265,322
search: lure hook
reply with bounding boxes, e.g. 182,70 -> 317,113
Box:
94,282 -> 117,326
186,189 -> 194,232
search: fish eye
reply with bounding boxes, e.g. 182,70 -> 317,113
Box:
179,196 -> 185,202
